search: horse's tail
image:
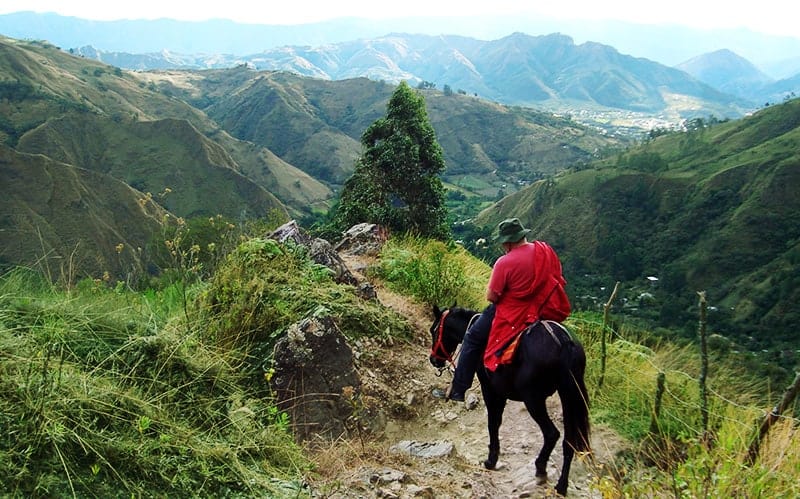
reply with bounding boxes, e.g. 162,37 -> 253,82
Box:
558,338 -> 591,454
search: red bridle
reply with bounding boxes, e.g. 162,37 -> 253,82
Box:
430,309 -> 457,368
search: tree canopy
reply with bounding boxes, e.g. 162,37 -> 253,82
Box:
334,81 -> 449,240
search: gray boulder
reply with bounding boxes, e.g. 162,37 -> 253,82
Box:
270,314 -> 361,441
334,223 -> 389,256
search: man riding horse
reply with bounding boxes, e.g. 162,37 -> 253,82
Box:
429,218 -> 588,496
440,217 -> 570,401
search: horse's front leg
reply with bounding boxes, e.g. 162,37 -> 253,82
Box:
482,386 -> 506,469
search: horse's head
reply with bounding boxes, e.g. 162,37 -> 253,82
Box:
429,304 -> 471,369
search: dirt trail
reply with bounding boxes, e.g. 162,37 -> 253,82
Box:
311,254 -> 624,498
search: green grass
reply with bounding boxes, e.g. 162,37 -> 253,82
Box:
374,235 -> 489,310
0,266 -> 308,498
199,237 -> 415,357
0,229 -> 421,497
568,311 -> 799,498
446,174 -> 497,192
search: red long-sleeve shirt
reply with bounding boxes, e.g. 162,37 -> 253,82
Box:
484,240 -> 570,371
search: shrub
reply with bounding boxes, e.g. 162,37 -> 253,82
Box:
375,236 -> 488,309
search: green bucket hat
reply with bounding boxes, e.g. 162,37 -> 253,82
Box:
493,218 -> 531,243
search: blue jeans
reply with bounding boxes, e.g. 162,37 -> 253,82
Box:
451,303 -> 495,394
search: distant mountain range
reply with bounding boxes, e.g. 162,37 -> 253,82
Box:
676,49 -> 799,104
65,35 -> 800,113
72,35 -> 762,125
4,12 -> 799,123
3,10 -> 800,76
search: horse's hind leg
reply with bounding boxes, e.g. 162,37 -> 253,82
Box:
523,396 -> 560,485
554,437 -> 575,496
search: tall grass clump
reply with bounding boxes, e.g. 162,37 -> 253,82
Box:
0,266 -> 308,498
569,312 -> 799,497
374,235 -> 489,309
199,237 -> 415,369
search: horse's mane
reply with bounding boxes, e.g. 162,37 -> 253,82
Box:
447,306 -> 482,332
449,305 -> 479,317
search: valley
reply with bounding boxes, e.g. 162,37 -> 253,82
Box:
1,28 -> 798,399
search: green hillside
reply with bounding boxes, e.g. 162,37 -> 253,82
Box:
0,145 -> 170,279
474,99 -> 800,372
1,35 -> 628,279
145,67 -> 627,196
16,114 -> 285,220
0,36 -> 338,279
0,36 -> 329,217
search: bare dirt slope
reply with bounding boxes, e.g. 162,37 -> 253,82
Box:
307,254 -> 625,498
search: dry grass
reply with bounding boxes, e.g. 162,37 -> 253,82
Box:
0,267 -> 308,497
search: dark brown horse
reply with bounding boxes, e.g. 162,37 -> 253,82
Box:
429,305 -> 591,496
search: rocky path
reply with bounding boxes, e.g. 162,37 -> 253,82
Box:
309,253 -> 623,498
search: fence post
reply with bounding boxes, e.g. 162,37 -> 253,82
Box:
697,291 -> 709,442
598,281 -> 620,389
746,371 -> 800,465
650,371 -> 666,434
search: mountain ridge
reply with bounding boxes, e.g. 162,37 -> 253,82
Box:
0,144 -> 170,278
5,12 -> 799,120
676,49 -> 776,102
64,35 -> 800,116
0,35 -> 329,215
151,67 -> 622,191
3,10 -> 799,73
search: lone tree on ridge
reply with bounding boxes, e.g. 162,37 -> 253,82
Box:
334,81 -> 449,240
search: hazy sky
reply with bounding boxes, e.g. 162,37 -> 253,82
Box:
2,0 -> 798,38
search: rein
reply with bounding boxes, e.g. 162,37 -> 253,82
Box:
430,309 -> 458,374
430,309 -> 480,376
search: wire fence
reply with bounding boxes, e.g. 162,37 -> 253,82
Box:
569,314 -> 800,442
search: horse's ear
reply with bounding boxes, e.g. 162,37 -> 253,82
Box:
433,305 -> 441,317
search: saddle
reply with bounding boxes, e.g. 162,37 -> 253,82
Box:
496,320 -> 567,366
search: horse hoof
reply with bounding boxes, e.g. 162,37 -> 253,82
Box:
483,459 -> 496,470
535,472 -> 548,485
